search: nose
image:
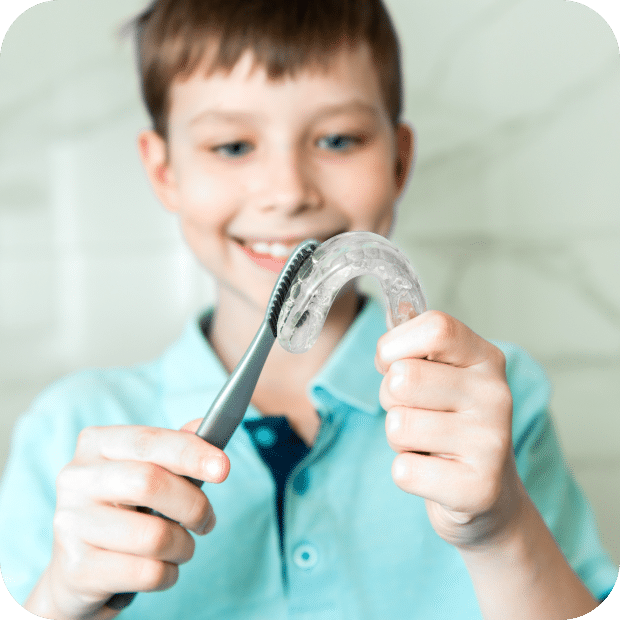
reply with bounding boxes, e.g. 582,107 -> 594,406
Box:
252,148 -> 322,216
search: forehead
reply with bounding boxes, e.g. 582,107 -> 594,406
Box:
168,43 -> 388,124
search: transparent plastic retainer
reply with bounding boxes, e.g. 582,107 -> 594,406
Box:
277,231 -> 428,353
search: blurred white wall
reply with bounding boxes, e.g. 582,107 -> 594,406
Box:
0,0 -> 619,563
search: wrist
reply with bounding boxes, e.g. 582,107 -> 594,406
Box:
457,477 -> 534,562
24,566 -> 114,620
457,484 -> 598,620
24,567 -> 62,620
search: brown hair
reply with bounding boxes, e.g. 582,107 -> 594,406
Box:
129,0 -> 403,139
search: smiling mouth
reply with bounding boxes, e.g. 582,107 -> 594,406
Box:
245,240 -> 298,259
233,231 -> 345,273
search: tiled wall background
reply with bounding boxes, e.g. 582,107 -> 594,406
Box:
0,0 -> 618,564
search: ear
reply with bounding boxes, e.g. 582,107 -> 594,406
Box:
137,130 -> 181,213
394,122 -> 415,196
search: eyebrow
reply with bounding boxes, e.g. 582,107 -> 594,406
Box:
189,100 -> 380,127
189,109 -> 261,126
312,101 -> 381,122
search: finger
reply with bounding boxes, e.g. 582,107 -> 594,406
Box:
62,460 -> 215,534
391,451 -> 477,512
376,310 -> 505,375
180,418 -> 204,434
379,357 -> 487,413
385,406 -> 461,456
55,504 -> 198,564
74,425 -> 230,484
385,405 -> 506,464
63,544 -> 180,597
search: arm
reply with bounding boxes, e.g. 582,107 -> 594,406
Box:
458,481 -> 597,620
375,311 -> 599,620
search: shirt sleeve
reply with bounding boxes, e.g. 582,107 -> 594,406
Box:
0,380 -> 86,605
499,341 -> 619,601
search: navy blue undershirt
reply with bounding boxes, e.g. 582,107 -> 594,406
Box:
243,417 -> 310,553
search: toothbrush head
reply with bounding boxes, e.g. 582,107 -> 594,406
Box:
266,239 -> 319,337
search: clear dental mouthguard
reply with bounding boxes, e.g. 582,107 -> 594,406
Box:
277,231 -> 427,353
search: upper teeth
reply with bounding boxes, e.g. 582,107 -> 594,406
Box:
251,242 -> 293,258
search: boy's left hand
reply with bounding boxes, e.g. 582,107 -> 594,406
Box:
376,310 -> 527,549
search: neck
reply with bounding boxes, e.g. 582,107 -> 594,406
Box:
207,283 -> 361,444
209,282 -> 361,377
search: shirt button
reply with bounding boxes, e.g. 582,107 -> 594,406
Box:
292,543 -> 319,570
292,469 -> 309,494
254,425 -> 277,448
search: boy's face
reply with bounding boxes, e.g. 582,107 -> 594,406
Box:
139,44 -> 413,310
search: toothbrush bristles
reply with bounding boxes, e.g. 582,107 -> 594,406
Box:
267,240 -> 318,336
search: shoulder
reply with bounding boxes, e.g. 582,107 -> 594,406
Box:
12,361 -> 165,458
13,311 -> 217,449
30,361 -> 164,425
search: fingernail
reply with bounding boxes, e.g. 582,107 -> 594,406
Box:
380,340 -> 399,363
204,459 -> 223,480
200,511 -> 216,535
393,458 -> 408,481
389,360 -> 407,392
386,410 -> 401,433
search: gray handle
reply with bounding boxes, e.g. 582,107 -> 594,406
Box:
196,321 -> 274,447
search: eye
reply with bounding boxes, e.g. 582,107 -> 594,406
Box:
212,141 -> 254,158
317,134 -> 362,152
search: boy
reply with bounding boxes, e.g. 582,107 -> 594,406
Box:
0,0 -> 617,618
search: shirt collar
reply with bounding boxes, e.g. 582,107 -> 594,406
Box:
159,312 -> 229,429
160,296 -> 387,430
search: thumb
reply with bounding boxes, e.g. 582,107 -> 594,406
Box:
180,418 -> 204,434
179,418 -> 231,482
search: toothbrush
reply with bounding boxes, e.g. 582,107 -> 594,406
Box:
106,238 -> 319,610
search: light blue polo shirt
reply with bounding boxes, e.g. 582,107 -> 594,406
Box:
0,297 -> 617,618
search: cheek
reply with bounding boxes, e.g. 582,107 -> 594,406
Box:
331,160 -> 396,230
178,170 -> 218,211
175,166 -> 237,226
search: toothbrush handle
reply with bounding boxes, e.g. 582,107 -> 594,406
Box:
106,321 -> 275,611
196,320 -> 275,447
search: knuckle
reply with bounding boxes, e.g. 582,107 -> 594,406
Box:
482,426 -> 510,461
379,376 -> 394,411
178,531 -> 196,563
55,464 -> 86,502
178,440 -> 204,477
55,464 -> 74,495
477,476 -> 502,512
385,407 -> 410,448
129,462 -> 166,503
424,311 -> 455,353
393,362 -> 422,404
75,426 -> 99,455
61,540 -> 91,584
490,345 -> 507,373
137,559 -> 175,591
63,554 -> 84,584
53,508 -> 77,540
376,331 -> 388,353
478,376 -> 512,415
133,427 -> 160,460
490,380 -> 513,413
427,310 -> 452,335
141,518 -> 174,556
185,490 -> 212,529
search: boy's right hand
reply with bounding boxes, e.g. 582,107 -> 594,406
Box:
25,419 -> 229,620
